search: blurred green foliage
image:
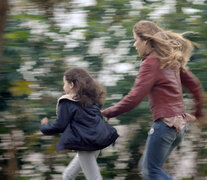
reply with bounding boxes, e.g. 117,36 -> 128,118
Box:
0,0 -> 206,179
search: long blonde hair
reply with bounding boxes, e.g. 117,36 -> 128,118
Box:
133,20 -> 196,70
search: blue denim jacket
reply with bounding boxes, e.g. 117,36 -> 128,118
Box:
40,99 -> 119,151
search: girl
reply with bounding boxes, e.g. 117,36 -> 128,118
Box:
40,67 -> 119,180
102,20 -> 204,179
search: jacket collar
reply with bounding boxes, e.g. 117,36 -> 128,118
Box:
58,94 -> 77,103
56,94 -> 78,114
142,51 -> 155,61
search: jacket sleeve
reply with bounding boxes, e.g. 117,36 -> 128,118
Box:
102,59 -> 158,118
40,100 -> 74,135
180,69 -> 204,118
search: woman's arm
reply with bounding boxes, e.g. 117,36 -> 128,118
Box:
102,57 -> 159,118
180,70 -> 204,118
40,100 -> 74,135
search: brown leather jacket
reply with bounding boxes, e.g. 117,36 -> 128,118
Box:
102,54 -> 203,121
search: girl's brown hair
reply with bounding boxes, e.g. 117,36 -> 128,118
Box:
133,20 -> 196,70
64,67 -> 106,108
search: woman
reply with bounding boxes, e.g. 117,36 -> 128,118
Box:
102,20 -> 204,179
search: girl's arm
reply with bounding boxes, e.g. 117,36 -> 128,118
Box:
180,70 -> 204,118
40,100 -> 74,135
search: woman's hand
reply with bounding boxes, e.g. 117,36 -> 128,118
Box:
185,113 -> 196,122
101,110 -> 110,121
41,117 -> 48,125
196,116 -> 206,128
105,117 -> 110,121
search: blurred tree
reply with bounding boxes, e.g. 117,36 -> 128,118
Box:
0,0 -> 9,57
0,1 -> 17,179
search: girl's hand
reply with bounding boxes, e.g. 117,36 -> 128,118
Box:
41,117 -> 48,125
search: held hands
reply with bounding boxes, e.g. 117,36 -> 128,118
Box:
41,117 -> 48,125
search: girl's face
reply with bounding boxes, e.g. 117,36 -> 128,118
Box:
133,31 -> 150,56
63,76 -> 74,94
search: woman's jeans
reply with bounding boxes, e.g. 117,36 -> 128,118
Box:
62,150 -> 102,180
139,119 -> 187,180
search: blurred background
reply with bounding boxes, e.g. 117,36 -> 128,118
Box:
0,0 -> 207,179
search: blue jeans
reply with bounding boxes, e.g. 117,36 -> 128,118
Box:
139,119 -> 187,180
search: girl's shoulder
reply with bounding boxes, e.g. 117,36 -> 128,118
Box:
56,94 -> 79,114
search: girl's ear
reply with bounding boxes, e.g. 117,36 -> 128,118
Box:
70,82 -> 74,89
